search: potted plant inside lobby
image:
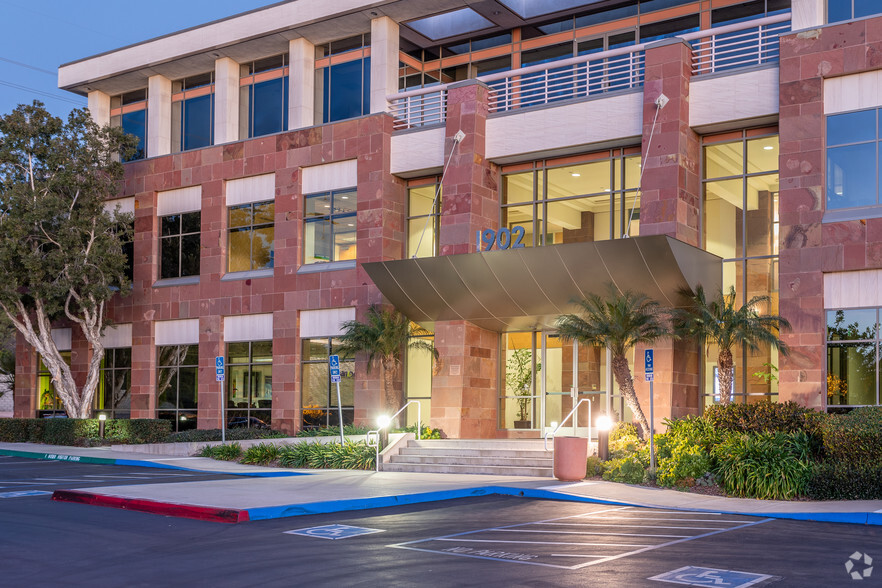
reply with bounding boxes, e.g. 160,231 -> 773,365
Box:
507,348 -> 539,429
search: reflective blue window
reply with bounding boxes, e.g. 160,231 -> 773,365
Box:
249,77 -> 289,137
182,94 -> 214,151
320,57 -> 371,124
829,0 -> 882,23
121,110 -> 146,161
826,109 -> 881,210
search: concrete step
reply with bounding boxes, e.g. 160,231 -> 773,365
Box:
389,454 -> 554,467
398,447 -> 553,459
408,439 -> 550,451
381,462 -> 554,477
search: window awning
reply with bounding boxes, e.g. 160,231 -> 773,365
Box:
362,235 -> 722,332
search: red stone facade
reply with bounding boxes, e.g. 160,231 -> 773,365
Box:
778,15 -> 882,408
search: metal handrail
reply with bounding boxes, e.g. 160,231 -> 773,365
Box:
544,398 -> 591,452
366,400 -> 421,473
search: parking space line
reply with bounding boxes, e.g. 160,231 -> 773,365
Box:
497,529 -> 692,538
569,518 -> 774,570
436,538 -> 655,548
0,461 -> 59,465
577,516 -> 753,523
543,523 -> 733,530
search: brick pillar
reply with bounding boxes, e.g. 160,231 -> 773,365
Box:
431,321 -> 498,439
198,315 -> 224,429
638,39 -> 703,425
13,333 -> 37,417
129,319 -> 155,419
440,80 -> 499,255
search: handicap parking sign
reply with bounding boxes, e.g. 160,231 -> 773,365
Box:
649,566 -> 773,587
284,524 -> 384,540
329,354 -> 341,384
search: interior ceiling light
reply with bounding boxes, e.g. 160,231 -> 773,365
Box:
763,145 -> 774,150
571,172 -> 581,177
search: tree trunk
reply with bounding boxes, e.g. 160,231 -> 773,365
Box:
611,352 -> 651,440
717,348 -> 735,406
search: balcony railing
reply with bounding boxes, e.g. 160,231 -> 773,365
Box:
387,13 -> 791,130
682,13 -> 790,75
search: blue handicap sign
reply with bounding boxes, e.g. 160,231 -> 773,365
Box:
649,566 -> 772,587
284,524 -> 384,540
645,349 -> 654,373
329,354 -> 341,384
215,356 -> 224,369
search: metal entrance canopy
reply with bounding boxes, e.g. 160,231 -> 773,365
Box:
363,235 -> 722,332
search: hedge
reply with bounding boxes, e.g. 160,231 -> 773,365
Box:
703,401 -> 826,437
819,407 -> 882,466
166,428 -> 288,443
0,418 -> 170,446
806,461 -> 882,500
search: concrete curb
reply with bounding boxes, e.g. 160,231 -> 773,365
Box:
48,483 -> 882,526
0,447 -> 305,478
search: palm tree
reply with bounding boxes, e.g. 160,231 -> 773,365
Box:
337,306 -> 439,416
673,285 -> 790,405
555,286 -> 668,439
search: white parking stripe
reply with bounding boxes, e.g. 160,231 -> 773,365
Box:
0,461 -> 59,465
497,529 -> 692,538
542,523 -> 734,530
436,538 -> 654,548
577,515 -> 752,523
569,519 -> 774,570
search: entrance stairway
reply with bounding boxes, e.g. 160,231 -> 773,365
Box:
381,439 -> 555,477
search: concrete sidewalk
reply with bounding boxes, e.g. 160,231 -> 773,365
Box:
3,442 -> 881,525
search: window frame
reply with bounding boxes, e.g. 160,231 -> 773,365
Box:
156,344 -> 199,432
227,200 -> 275,273
160,211 -> 201,280
303,189 -> 357,265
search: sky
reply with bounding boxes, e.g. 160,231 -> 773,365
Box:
0,0 -> 281,119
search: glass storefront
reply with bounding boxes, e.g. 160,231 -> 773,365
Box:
227,341 -> 273,429
827,309 -> 880,409
301,338 -> 354,429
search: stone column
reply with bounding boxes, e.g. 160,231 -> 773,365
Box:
431,321 -> 498,438
129,319 -> 156,419
288,38 -> 315,130
147,74 -> 172,158
214,57 -> 240,145
13,333 -> 37,417
637,38 -> 703,425
440,80 -> 498,255
87,90 -> 110,128
370,16 -> 399,114
198,315 -> 224,429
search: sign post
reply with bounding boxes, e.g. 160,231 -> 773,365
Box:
645,349 -> 655,471
216,356 -> 226,444
329,355 -> 345,444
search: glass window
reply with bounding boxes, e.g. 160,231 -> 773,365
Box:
227,341 -> 273,429
240,55 -> 289,138
500,332 -> 538,430
160,212 -> 200,280
826,109 -> 881,210
826,309 -> 880,408
95,348 -> 131,419
408,181 -> 441,258
304,189 -> 357,264
315,36 -> 370,124
701,131 -> 780,406
172,74 -> 215,152
301,338 -> 354,430
500,149 -> 641,248
406,327 -> 435,428
228,201 -> 274,272
111,90 -> 147,161
828,0 -> 882,23
37,352 -> 71,416
156,344 -> 198,431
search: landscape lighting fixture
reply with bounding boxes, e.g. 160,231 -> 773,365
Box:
98,413 -> 107,438
377,415 -> 391,429
595,415 -> 612,431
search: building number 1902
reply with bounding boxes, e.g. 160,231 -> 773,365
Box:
476,227 -> 526,252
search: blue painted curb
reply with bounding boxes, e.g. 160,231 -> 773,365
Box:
0,448 -> 305,478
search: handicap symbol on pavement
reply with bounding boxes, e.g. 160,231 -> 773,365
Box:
649,566 -> 773,587
284,524 -> 385,540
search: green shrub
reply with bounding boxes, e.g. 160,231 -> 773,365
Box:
0,418 -> 169,445
586,455 -> 605,477
657,416 -> 721,459
105,419 -> 171,444
276,441 -> 376,470
806,461 -> 882,500
0,419 -> 31,442
609,434 -> 642,460
167,428 -> 287,443
393,423 -> 444,440
602,456 -> 646,484
205,443 -> 242,461
820,407 -> 882,466
704,401 -> 826,437
657,443 -> 713,487
241,443 -> 281,465
295,424 -> 371,438
609,422 -> 639,442
713,432 -> 811,500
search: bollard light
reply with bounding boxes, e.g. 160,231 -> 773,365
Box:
98,413 -> 107,439
376,415 -> 391,429
550,421 -> 558,430
596,415 -> 612,461
377,415 -> 391,450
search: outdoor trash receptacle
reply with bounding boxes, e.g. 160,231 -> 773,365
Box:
553,436 -> 588,481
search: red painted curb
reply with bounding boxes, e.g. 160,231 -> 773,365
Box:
51,490 -> 249,524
